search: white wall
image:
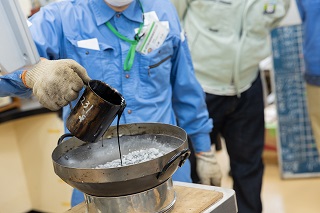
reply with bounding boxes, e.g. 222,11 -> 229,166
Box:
18,0 -> 32,17
0,121 -> 32,213
0,113 -> 72,212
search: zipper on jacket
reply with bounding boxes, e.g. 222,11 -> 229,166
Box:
233,0 -> 248,97
239,2 -> 247,49
232,2 -> 246,85
148,55 -> 172,75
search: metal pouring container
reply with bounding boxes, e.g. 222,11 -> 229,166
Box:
66,80 -> 126,143
52,123 -> 190,197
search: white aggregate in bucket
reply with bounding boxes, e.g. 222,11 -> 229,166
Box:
95,137 -> 173,168
95,148 -> 165,168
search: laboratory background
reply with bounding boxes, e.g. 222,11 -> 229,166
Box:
0,0 -> 320,213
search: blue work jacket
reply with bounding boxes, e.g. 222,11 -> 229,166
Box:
0,0 -> 213,182
296,0 -> 320,86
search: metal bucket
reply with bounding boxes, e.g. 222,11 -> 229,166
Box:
85,178 -> 176,213
52,123 -> 190,197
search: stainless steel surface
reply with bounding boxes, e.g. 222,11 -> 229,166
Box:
64,182 -> 238,213
85,178 -> 176,213
52,123 -> 190,197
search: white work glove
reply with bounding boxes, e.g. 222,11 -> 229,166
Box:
22,59 -> 91,111
196,150 -> 222,186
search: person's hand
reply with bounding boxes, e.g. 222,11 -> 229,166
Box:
22,59 -> 91,111
196,150 -> 222,186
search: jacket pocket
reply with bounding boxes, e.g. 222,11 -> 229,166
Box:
187,0 -> 234,28
65,38 -> 118,83
185,0 -> 236,45
247,0 -> 287,38
138,41 -> 173,99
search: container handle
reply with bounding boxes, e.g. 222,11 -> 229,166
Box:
57,133 -> 74,145
157,148 -> 190,181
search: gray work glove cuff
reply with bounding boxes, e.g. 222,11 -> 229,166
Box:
196,150 -> 222,187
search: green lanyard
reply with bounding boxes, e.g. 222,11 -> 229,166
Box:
106,1 -> 144,71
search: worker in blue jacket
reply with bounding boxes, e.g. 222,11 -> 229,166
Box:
0,0 -> 222,207
296,0 -> 320,153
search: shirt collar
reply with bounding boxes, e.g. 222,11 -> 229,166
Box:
90,0 -> 144,26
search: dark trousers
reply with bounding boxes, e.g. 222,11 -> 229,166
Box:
205,75 -> 265,213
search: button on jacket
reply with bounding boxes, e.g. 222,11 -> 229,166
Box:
0,0 -> 213,181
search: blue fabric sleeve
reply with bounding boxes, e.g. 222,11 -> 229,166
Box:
171,37 -> 213,153
298,0 -> 320,83
28,4 -> 63,60
0,70 -> 32,98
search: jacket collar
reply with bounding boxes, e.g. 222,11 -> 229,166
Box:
90,0 -> 144,26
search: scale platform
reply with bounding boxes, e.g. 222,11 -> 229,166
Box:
65,181 -> 237,213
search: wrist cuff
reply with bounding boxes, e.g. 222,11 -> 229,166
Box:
21,70 -> 30,88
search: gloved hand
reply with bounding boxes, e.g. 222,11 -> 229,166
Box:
196,150 -> 222,186
22,59 -> 91,111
